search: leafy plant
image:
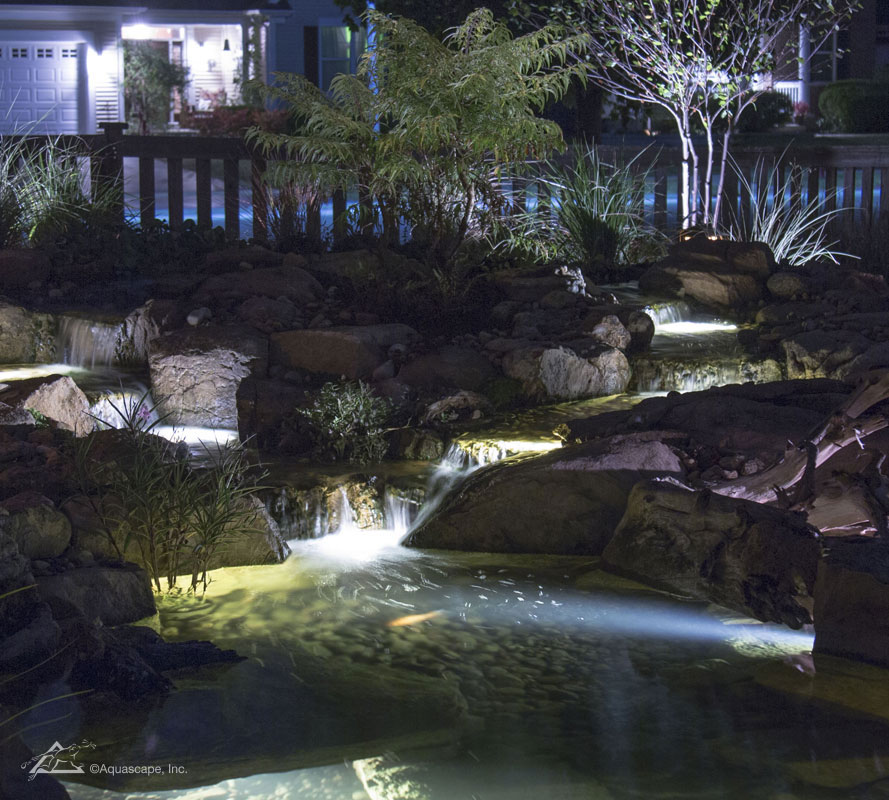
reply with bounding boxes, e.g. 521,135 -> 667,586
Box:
298,380 -> 392,464
248,8 -> 584,276
73,392 -> 267,593
718,160 -> 850,266
123,41 -> 189,134
500,145 -> 663,278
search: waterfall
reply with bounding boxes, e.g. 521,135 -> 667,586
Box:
269,481 -> 426,542
57,316 -> 123,368
643,301 -> 695,330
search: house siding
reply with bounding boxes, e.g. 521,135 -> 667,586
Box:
94,24 -> 121,126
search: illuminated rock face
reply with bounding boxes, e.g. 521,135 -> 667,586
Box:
604,480 -> 821,628
0,374 -> 91,435
503,344 -> 630,401
148,324 -> 268,428
639,239 -> 774,311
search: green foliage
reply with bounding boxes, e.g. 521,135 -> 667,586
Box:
0,135 -> 118,248
248,9 -> 583,276
298,380 -> 392,464
499,145 -> 662,278
25,408 -> 50,427
818,81 -> 889,133
75,393 -> 267,593
718,161 -> 849,266
735,90 -> 793,134
123,41 -> 189,134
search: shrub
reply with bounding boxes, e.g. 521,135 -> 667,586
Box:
297,380 -> 392,464
74,394 -> 266,593
736,90 -> 793,133
818,81 -> 889,133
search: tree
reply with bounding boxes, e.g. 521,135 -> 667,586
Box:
561,0 -> 859,229
123,41 -> 189,134
248,8 -> 584,272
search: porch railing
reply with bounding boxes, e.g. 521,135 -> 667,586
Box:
14,123 -> 889,244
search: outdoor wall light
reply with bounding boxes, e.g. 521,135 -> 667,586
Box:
223,39 -> 231,51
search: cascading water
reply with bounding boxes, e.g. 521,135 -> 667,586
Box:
56,315 -> 123,368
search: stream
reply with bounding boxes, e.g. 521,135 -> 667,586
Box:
5,291 -> 889,799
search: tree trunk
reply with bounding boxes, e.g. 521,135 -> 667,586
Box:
712,125 -> 733,231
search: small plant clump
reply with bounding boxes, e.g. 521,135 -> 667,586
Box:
298,380 -> 393,464
74,393 -> 267,593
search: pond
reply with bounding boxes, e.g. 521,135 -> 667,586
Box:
7,289 -> 889,799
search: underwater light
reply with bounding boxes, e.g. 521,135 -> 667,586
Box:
0,364 -> 84,382
289,528 -> 408,563
491,439 -> 562,453
656,321 -> 738,335
152,426 -> 239,446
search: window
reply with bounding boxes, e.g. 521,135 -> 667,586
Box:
61,48 -> 77,58
11,47 -> 27,58
36,47 -> 53,58
319,25 -> 365,91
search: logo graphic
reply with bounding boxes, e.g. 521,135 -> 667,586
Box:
21,740 -> 96,781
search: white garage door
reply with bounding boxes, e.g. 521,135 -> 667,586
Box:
0,41 -> 80,134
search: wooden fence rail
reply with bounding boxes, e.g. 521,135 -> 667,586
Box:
13,124 -> 889,243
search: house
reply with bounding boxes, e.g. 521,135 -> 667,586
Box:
0,0 -> 362,134
773,0 -> 889,108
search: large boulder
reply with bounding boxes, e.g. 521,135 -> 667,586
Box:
639,239 -> 773,311
604,481 -> 821,627
192,264 -> 322,308
406,435 -> 683,555
149,325 -> 268,428
36,564 -> 156,626
270,324 -> 420,380
0,375 -> 91,436
503,344 -> 630,400
1,492 -> 71,559
397,347 -> 496,392
0,301 -> 56,363
813,537 -> 889,667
